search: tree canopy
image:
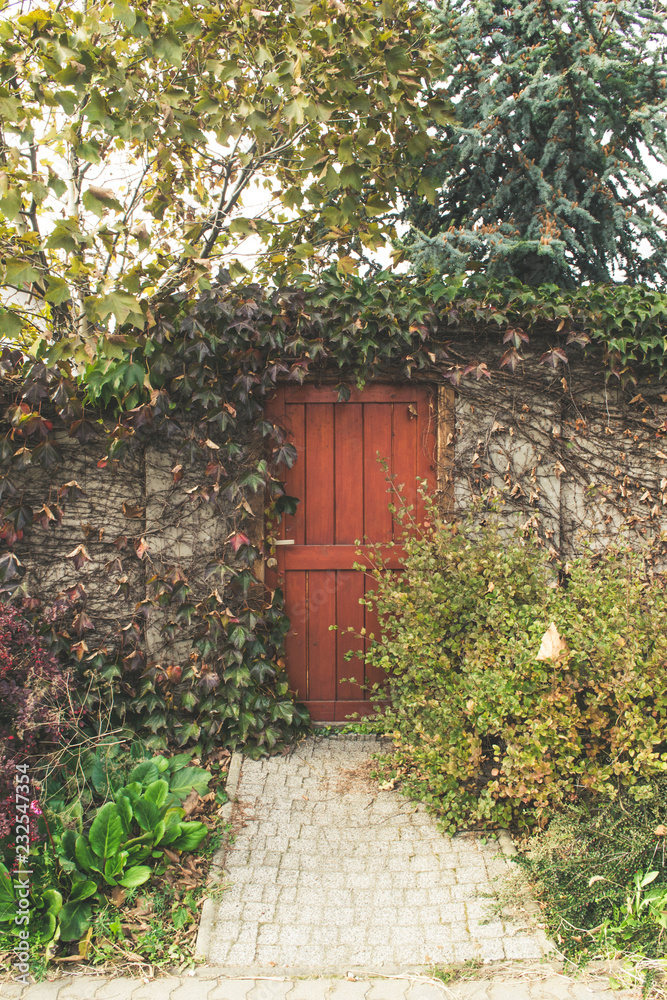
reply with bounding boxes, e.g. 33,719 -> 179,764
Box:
400,0 -> 667,288
0,0 -> 449,358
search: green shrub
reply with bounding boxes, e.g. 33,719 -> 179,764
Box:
516,781 -> 667,959
363,497 -> 667,830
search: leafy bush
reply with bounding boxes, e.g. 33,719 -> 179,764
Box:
364,497 -> 667,830
0,604 -> 71,839
0,750 -> 210,947
516,781 -> 667,959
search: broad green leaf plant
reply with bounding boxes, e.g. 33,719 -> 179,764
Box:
0,753 -> 210,946
0,0 -> 447,355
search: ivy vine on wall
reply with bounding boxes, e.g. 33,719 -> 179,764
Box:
1,270 -> 666,750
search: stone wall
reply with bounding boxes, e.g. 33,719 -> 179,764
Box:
10,425 -> 234,677
451,340 -> 667,560
6,358 -> 667,676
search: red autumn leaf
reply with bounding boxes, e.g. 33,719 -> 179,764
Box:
66,544 -> 91,570
206,461 -> 224,480
500,347 -> 523,373
503,327 -> 529,347
58,480 -> 86,501
122,649 -> 145,672
0,523 -> 22,546
63,582 -> 87,603
134,537 -> 149,559
72,611 -> 94,636
539,348 -> 569,368
229,531 -> 250,553
34,504 -> 56,530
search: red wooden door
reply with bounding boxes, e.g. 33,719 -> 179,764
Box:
265,384 -> 436,721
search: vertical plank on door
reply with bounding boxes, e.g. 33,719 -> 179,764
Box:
284,570 -> 308,700
363,403 -> 393,542
307,570 -> 337,701
334,404 -> 364,544
391,399 -> 418,540
416,390 -> 436,524
363,575 -> 386,698
335,570 -> 365,701
284,403 -> 306,543
306,403 -> 334,544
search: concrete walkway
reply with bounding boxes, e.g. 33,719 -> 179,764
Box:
200,735 -> 551,974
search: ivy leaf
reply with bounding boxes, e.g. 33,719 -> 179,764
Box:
66,544 -> 92,570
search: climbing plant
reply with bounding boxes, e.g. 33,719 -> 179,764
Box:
1,268 -> 667,752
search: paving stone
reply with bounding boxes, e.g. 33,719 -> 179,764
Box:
20,984 -> 71,1000
208,983 -> 261,1000
129,979 -> 181,1000
169,981 -> 217,1000
485,983 -> 532,1000
94,980 -> 142,1000
1,984 -> 28,999
503,936 -> 545,960
523,978 -> 574,1000
452,942 -> 481,962
479,938 -> 506,962
327,983 -> 372,1000
365,981 -> 410,1000
405,985 -> 445,1000
247,983 -> 294,1000
454,984 -> 493,1000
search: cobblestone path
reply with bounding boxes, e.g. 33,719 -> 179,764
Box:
203,736 -> 552,974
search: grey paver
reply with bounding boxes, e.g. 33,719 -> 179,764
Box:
130,980 -> 181,1000
93,981 -> 143,1000
208,982 -> 264,1000
327,984 -> 371,1000
2,984 -> 34,999
365,981 -> 409,1000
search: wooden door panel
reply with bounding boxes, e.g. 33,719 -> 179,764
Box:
283,570 -> 308,698
266,383 -> 439,721
284,403 -> 306,543
391,399 -> 419,521
335,570 -> 366,701
306,570 -> 337,701
305,403 -> 334,544
363,403 -> 393,543
334,404 -> 364,544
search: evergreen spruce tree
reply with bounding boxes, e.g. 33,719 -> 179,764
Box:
402,0 -> 667,287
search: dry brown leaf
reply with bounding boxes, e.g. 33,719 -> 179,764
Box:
110,886 -> 126,907
182,789 -> 201,817
536,622 -> 568,661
